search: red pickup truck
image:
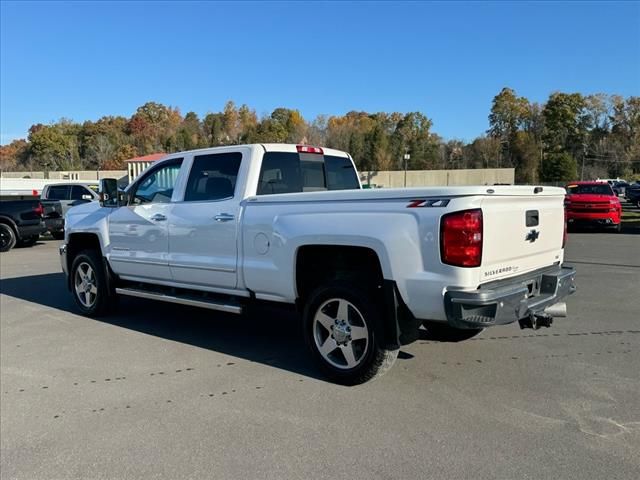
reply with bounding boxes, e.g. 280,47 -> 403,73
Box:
564,181 -> 622,232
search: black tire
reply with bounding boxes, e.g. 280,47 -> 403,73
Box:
51,231 -> 65,240
70,249 -> 113,316
422,321 -> 483,342
303,281 -> 398,385
16,235 -> 39,247
0,223 -> 17,252
611,222 -> 622,233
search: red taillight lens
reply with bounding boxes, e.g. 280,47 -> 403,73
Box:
562,218 -> 568,248
440,209 -> 483,268
33,203 -> 44,217
296,145 -> 323,154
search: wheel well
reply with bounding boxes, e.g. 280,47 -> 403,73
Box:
0,216 -> 18,234
295,245 -> 384,301
67,233 -> 101,270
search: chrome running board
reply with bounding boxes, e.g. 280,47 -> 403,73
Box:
115,287 -> 243,315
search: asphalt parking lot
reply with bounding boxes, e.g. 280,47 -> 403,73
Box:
1,222 -> 639,479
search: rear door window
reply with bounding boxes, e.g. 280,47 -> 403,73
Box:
184,152 -> 242,202
47,185 -> 70,200
257,152 -> 359,195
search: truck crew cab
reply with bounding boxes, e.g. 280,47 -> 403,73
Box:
60,144 -> 576,384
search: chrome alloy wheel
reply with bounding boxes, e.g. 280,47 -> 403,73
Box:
74,262 -> 98,308
313,298 -> 369,369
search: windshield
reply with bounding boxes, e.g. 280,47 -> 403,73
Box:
566,184 -> 613,195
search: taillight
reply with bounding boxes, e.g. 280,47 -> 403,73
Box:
440,209 -> 483,268
33,203 -> 44,217
296,145 -> 323,154
562,217 -> 568,248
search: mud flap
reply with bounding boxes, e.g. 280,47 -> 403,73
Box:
382,280 -> 421,349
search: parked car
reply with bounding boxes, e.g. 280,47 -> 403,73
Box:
60,144 -> 576,384
564,181 -> 622,232
596,177 -> 626,185
40,183 -> 99,239
611,181 -> 630,197
40,200 -> 65,238
0,200 -> 48,252
625,182 -> 640,208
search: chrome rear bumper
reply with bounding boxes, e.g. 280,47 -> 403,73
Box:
444,265 -> 576,329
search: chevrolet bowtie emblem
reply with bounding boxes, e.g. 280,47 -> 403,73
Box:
526,229 -> 540,242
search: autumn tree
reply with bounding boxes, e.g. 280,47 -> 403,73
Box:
541,152 -> 578,182
488,87 -> 531,167
28,120 -> 82,170
542,93 -> 587,156
0,139 -> 29,171
2,95 -> 637,181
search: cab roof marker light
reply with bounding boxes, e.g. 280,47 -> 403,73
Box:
296,145 -> 324,154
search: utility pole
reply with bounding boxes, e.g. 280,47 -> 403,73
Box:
403,151 -> 410,187
581,142 -> 587,181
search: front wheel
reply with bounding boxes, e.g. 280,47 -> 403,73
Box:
303,281 -> 398,385
70,249 -> 112,316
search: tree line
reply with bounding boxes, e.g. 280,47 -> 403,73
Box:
1,89 -> 638,183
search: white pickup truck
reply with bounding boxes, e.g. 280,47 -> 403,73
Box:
60,144 -> 576,384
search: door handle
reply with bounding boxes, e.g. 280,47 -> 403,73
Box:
214,213 -> 235,222
151,213 -> 166,221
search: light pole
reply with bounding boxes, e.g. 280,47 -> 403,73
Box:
581,142 -> 587,181
403,152 -> 410,187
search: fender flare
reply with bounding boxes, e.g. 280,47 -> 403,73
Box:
0,215 -> 20,239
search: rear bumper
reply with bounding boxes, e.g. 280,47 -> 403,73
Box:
444,265 -> 576,329
18,222 -> 47,239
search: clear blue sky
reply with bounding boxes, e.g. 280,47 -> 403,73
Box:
1,1 -> 639,145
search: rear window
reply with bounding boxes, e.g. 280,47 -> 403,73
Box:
257,152 -> 359,195
566,184 -> 613,195
46,185 -> 69,200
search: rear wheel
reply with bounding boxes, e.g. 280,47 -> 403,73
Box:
70,249 -> 112,316
422,321 -> 483,342
51,231 -> 65,240
0,223 -> 17,252
303,281 -> 398,385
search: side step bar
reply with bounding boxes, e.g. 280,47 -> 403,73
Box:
115,288 -> 243,315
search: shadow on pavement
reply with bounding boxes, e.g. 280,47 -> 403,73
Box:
0,272 -> 329,381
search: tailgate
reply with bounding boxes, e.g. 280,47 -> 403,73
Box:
42,200 -> 63,219
480,194 -> 565,283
